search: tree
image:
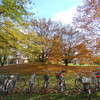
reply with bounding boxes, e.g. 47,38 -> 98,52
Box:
48,34 -> 63,64
0,0 -> 34,48
22,31 -> 42,63
56,24 -> 80,66
0,0 -> 33,22
30,18 -> 55,64
92,55 -> 100,65
0,18 -> 25,66
76,43 -> 93,65
73,0 -> 100,58
0,0 -> 34,66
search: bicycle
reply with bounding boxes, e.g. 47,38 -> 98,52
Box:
0,73 -> 7,93
55,70 -> 67,95
82,76 -> 91,100
0,72 -> 14,93
75,69 -> 86,90
42,70 -> 49,93
90,68 -> 100,91
8,74 -> 26,91
75,70 -> 91,100
28,73 -> 39,92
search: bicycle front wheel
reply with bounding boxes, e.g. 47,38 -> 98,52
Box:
59,83 -> 63,96
75,79 -> 83,90
90,74 -> 97,90
16,78 -> 26,89
44,82 -> 47,93
6,81 -> 14,93
85,85 -> 91,100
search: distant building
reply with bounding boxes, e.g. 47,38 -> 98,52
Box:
7,49 -> 28,64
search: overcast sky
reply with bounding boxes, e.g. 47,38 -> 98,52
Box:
33,0 -> 83,24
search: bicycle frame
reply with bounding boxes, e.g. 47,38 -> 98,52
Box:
28,73 -> 39,92
90,69 -> 100,91
75,69 -> 86,90
42,70 -> 49,93
30,73 -> 37,87
82,77 -> 91,100
55,70 -> 66,94
75,69 -> 86,80
96,75 -> 100,91
0,75 -> 7,93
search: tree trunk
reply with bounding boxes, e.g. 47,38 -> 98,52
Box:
64,59 -> 70,66
1,62 -> 3,67
65,62 -> 68,66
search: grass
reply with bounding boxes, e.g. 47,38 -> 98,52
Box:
68,63 -> 100,66
0,63 -> 100,100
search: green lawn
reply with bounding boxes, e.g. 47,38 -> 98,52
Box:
68,63 -> 100,66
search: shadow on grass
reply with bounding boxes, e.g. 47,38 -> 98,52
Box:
1,88 -> 100,100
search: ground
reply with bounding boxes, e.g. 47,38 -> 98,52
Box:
0,63 -> 99,74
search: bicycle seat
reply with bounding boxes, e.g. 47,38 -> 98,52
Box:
96,75 -> 100,78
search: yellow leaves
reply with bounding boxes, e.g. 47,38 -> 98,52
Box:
92,56 -> 100,65
16,18 -> 23,25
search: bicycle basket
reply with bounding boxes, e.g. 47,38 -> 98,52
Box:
10,75 -> 15,80
82,77 -> 91,83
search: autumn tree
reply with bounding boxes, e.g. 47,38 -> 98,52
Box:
48,34 -> 63,64
73,0 -> 100,64
0,18 -> 26,66
61,25 -> 80,66
0,0 -> 34,66
0,0 -> 34,47
49,23 -> 80,66
30,18 -> 55,64
76,42 -> 93,65
92,55 -> 100,65
21,30 -> 42,63
0,0 -> 33,22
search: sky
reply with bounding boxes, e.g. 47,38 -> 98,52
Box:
33,0 -> 83,24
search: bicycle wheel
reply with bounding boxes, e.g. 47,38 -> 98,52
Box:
75,79 -> 83,90
44,81 -> 48,93
90,75 -> 97,90
6,80 -> 14,93
63,80 -> 67,91
60,83 -> 63,95
97,78 -> 100,91
44,85 -> 47,93
16,78 -> 26,89
33,76 -> 39,88
85,85 -> 91,100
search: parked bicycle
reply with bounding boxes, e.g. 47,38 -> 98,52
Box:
75,69 -> 86,90
28,73 -> 39,92
82,76 -> 91,100
90,68 -> 100,91
0,73 -> 15,94
42,70 -> 50,93
55,70 -> 67,95
75,70 -> 91,100
8,73 -> 26,90
0,73 -> 7,93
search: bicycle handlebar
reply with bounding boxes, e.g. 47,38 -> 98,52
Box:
55,70 -> 67,74
42,70 -> 50,74
98,68 -> 100,70
78,69 -> 86,74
